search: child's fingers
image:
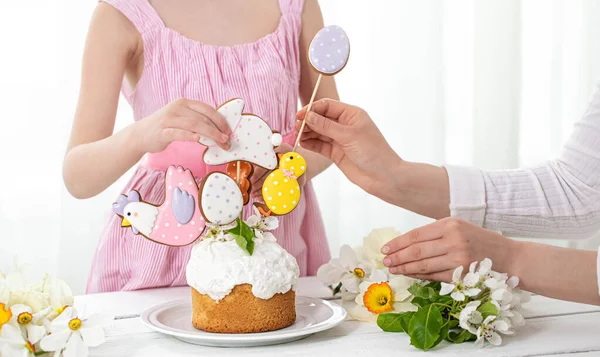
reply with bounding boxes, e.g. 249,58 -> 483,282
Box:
174,117 -> 230,150
163,128 -> 200,144
184,99 -> 232,136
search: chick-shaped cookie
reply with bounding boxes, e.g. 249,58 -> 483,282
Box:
259,152 -> 307,216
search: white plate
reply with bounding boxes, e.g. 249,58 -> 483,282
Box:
140,296 -> 347,347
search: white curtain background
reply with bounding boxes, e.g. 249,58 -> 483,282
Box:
1,0 -> 600,294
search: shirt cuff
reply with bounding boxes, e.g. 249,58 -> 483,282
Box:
444,165 -> 487,227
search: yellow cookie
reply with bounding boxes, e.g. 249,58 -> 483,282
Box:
261,152 -> 307,215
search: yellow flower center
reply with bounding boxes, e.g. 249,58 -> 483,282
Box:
353,268 -> 365,279
68,318 -> 82,331
25,341 -> 36,354
55,305 -> 69,315
363,282 -> 393,314
0,303 -> 12,331
17,312 -> 33,325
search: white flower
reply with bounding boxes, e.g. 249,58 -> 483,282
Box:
475,316 -> 513,347
350,276 -> 417,323
459,301 -> 483,334
361,228 -> 401,269
440,265 -> 481,301
40,307 -> 106,357
203,222 -> 237,241
246,206 -> 279,242
0,323 -> 45,357
317,245 -> 375,294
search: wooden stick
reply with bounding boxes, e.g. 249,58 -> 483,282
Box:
236,161 -> 242,220
293,73 -> 323,152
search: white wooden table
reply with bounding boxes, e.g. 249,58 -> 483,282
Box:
79,277 -> 600,357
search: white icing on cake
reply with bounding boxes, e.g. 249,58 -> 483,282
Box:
186,238 -> 300,302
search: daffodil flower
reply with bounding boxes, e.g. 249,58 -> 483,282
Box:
40,307 -> 106,357
361,228 -> 401,269
458,301 -> 483,334
474,316 -> 513,347
350,275 -> 417,323
0,279 -> 11,332
0,323 -> 45,357
440,265 -> 481,301
7,304 -> 49,339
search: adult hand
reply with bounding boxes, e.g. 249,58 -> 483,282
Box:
381,218 -> 518,282
251,143 -> 307,199
294,99 -> 402,204
134,98 -> 232,154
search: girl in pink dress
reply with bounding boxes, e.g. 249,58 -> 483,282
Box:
62,0 -> 338,293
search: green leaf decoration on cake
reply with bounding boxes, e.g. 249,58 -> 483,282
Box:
228,218 -> 256,255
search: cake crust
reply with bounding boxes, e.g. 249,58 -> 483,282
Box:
191,284 -> 296,333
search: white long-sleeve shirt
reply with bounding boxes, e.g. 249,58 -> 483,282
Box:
445,81 -> 600,294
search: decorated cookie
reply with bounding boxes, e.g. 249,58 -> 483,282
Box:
226,161 -> 254,205
308,25 -> 350,75
199,172 -> 244,225
113,166 -> 206,246
201,99 -> 282,169
198,99 -> 244,147
255,152 -> 307,216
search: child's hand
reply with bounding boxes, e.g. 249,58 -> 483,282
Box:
250,143 -> 307,199
133,98 -> 232,154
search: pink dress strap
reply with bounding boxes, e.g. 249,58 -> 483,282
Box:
278,0 -> 305,15
99,0 -> 163,34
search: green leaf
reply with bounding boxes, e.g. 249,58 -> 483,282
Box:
332,282 -> 343,295
377,312 -> 414,333
228,219 -> 255,255
477,301 -> 499,320
436,295 -> 453,305
408,304 -> 443,351
447,329 -> 474,343
410,297 -> 428,308
408,282 -> 439,301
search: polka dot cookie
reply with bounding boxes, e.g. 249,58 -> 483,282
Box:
199,172 -> 244,225
260,152 -> 307,215
308,25 -> 350,76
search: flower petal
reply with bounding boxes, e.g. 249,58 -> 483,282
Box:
26,324 -> 46,344
507,276 -> 519,289
464,288 -> 482,297
80,326 -> 105,347
479,258 -> 492,274
348,305 -> 377,323
439,283 -> 455,296
488,331 -> 502,346
451,291 -> 465,301
339,245 -> 358,269
469,261 -> 478,274
0,324 -> 25,344
493,319 -> 511,333
452,266 -> 464,282
369,269 -> 388,283
63,332 -> 89,357
40,329 -> 71,352
392,301 -> 418,313
340,274 -> 359,293
463,272 -> 480,287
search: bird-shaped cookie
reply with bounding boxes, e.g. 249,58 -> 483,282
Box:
255,152 -> 307,216
112,166 -> 207,246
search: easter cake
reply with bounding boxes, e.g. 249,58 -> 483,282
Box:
185,210 -> 300,334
